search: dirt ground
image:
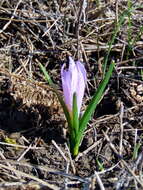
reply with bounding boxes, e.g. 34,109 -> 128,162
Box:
0,0 -> 143,189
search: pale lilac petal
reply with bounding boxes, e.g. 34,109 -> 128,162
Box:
76,61 -> 87,82
75,61 -> 86,113
69,57 -> 78,97
61,64 -> 72,110
61,57 -> 86,116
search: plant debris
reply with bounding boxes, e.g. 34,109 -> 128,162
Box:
0,0 -> 143,189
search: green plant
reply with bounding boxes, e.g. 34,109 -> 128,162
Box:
40,57 -> 114,156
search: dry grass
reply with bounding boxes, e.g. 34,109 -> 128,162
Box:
0,0 -> 143,189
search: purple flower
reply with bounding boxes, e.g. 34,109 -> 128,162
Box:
61,56 -> 86,116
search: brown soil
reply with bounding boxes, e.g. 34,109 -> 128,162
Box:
0,0 -> 143,190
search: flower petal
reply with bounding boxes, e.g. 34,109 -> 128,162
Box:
68,57 -> 78,97
61,57 -> 86,116
61,64 -> 72,111
75,61 -> 87,113
76,61 -> 87,82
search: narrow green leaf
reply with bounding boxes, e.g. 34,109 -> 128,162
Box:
55,91 -> 72,128
102,5 -> 143,75
103,8 -> 133,75
132,143 -> 141,160
39,62 -> 54,86
141,69 -> 143,81
72,93 -> 79,135
75,62 -> 115,152
39,62 -> 72,130
96,159 -> 104,171
53,88 -> 75,152
71,93 -> 80,156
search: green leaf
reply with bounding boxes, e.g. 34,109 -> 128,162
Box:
96,158 -> 104,171
141,69 -> 143,81
103,9 -> 132,75
39,62 -> 72,130
56,90 -> 72,127
39,62 -> 54,86
132,143 -> 141,160
70,93 -> 79,154
72,93 -> 79,136
73,62 -> 115,156
69,93 -> 79,153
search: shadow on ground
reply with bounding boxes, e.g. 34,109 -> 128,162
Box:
0,90 -> 65,144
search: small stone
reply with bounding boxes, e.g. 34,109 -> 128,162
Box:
129,87 -> 137,97
136,95 -> 142,103
136,84 -> 143,93
9,132 -> 20,140
130,82 -> 137,86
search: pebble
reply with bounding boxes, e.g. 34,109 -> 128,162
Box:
136,84 -> 143,93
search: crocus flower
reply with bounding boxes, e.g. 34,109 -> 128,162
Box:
61,56 -> 86,116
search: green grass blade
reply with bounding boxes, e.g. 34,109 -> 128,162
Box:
55,91 -> 72,129
141,69 -> 143,81
132,25 -> 143,47
96,159 -> 104,171
69,93 -> 79,155
39,63 -> 72,129
39,62 -> 54,86
127,0 -> 132,49
103,9 -> 131,75
103,5 -> 143,75
74,62 -> 115,155
103,14 -> 125,75
132,143 -> 141,160
72,93 -> 79,136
